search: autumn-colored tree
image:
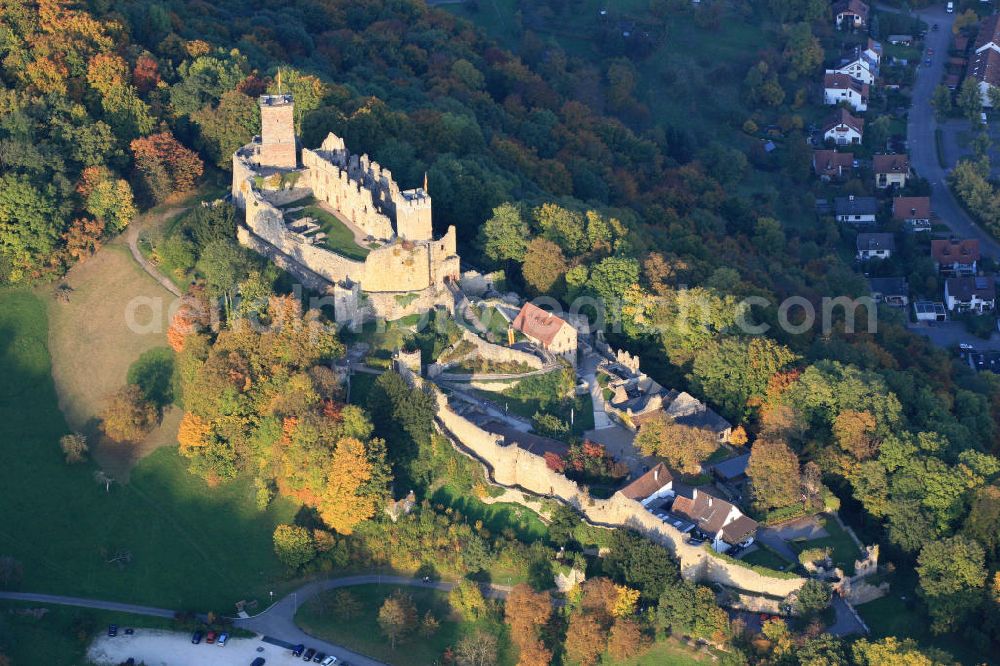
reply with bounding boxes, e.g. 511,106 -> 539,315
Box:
419,610 -> 440,637
192,89 -> 260,168
612,585 -> 640,618
634,413 -> 717,475
758,403 -> 807,444
504,583 -> 551,651
77,166 -> 137,230
101,384 -> 158,442
130,131 -> 203,203
607,618 -> 647,662
833,410 -> 880,460
564,613 -> 607,666
177,412 -> 211,454
728,425 -> 748,446
579,577 -> 617,624
62,217 -> 105,261
167,290 -> 212,352
747,438 -> 801,511
133,55 -> 160,93
86,53 -> 154,140
316,437 -> 382,534
59,432 -> 88,463
521,237 -> 567,295
378,590 -> 418,649
514,638 -> 552,666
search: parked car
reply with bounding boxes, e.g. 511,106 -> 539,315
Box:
320,657 -> 338,666
251,659 -> 266,666
218,632 -> 230,646
107,624 -> 118,637
313,652 -> 327,663
124,628 -> 134,635
206,631 -> 217,644
191,630 -> 203,644
932,23 -> 939,30
303,648 -> 316,661
292,645 -> 305,657
924,58 -> 932,67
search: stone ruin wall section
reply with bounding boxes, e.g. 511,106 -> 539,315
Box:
302,147 -> 394,240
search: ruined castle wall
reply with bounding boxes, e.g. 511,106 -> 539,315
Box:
362,243 -> 432,292
365,285 -> 454,322
452,328 -> 544,370
405,370 -> 805,597
302,147 -> 394,240
241,187 -> 366,285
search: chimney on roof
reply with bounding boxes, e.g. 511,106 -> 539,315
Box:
708,497 -> 713,507
911,208 -> 916,215
654,468 -> 659,482
849,194 -> 855,201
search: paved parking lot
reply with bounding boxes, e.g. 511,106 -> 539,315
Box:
88,630 -> 322,666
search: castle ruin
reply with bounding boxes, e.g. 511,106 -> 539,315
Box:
232,93 -> 460,322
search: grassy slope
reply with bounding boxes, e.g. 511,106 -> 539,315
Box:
0,290 -> 299,613
303,205 -> 371,260
295,584 -> 516,666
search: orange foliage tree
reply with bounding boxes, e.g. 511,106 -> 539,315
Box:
130,131 -> 203,203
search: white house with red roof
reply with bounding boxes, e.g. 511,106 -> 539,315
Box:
823,73 -> 869,112
512,302 -> 578,364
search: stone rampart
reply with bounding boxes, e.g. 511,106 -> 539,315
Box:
400,366 -> 805,597
303,147 -> 395,240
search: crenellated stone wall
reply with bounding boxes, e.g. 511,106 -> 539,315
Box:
397,363 -> 806,597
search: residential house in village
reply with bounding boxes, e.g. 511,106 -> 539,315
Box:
824,73 -> 870,112
968,14 -> 1000,106
892,196 -> 932,232
826,39 -> 881,85
671,488 -> 758,553
868,277 -> 909,307
823,108 -> 864,145
932,238 -> 980,275
512,302 -> 578,364
856,232 -> 895,261
813,150 -> 854,180
833,0 -> 869,29
618,463 -> 674,506
944,276 -> 997,313
873,154 -> 910,188
834,195 -> 877,224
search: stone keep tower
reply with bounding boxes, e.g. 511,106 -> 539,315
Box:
258,94 -> 297,169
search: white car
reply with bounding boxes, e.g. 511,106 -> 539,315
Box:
321,657 -> 338,666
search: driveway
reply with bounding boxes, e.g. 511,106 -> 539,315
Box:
828,595 -> 868,637
899,4 -> 1000,258
89,631 -> 305,666
579,350 -> 612,430
908,319 -> 1000,350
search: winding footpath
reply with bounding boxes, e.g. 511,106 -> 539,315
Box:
1,576 -> 514,666
125,208 -> 185,298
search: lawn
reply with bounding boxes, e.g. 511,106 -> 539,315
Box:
0,290 -> 301,615
739,545 -> 793,572
301,205 -> 370,260
788,514 -> 860,575
295,584 -> 515,666
607,638 -> 716,665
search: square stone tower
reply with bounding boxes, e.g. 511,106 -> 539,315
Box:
258,94 -> 297,169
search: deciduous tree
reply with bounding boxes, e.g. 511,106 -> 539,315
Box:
917,536 -> 987,633
272,524 -> 316,569
747,438 -> 801,511
634,413 -> 717,475
101,384 -> 158,442
455,629 -> 499,666
564,613 -> 606,666
378,590 -> 418,649
59,432 -> 88,464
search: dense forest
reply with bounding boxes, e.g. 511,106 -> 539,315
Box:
3,0 -> 1000,662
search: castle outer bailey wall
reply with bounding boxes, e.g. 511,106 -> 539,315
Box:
397,366 -> 805,598
362,243 -> 432,292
